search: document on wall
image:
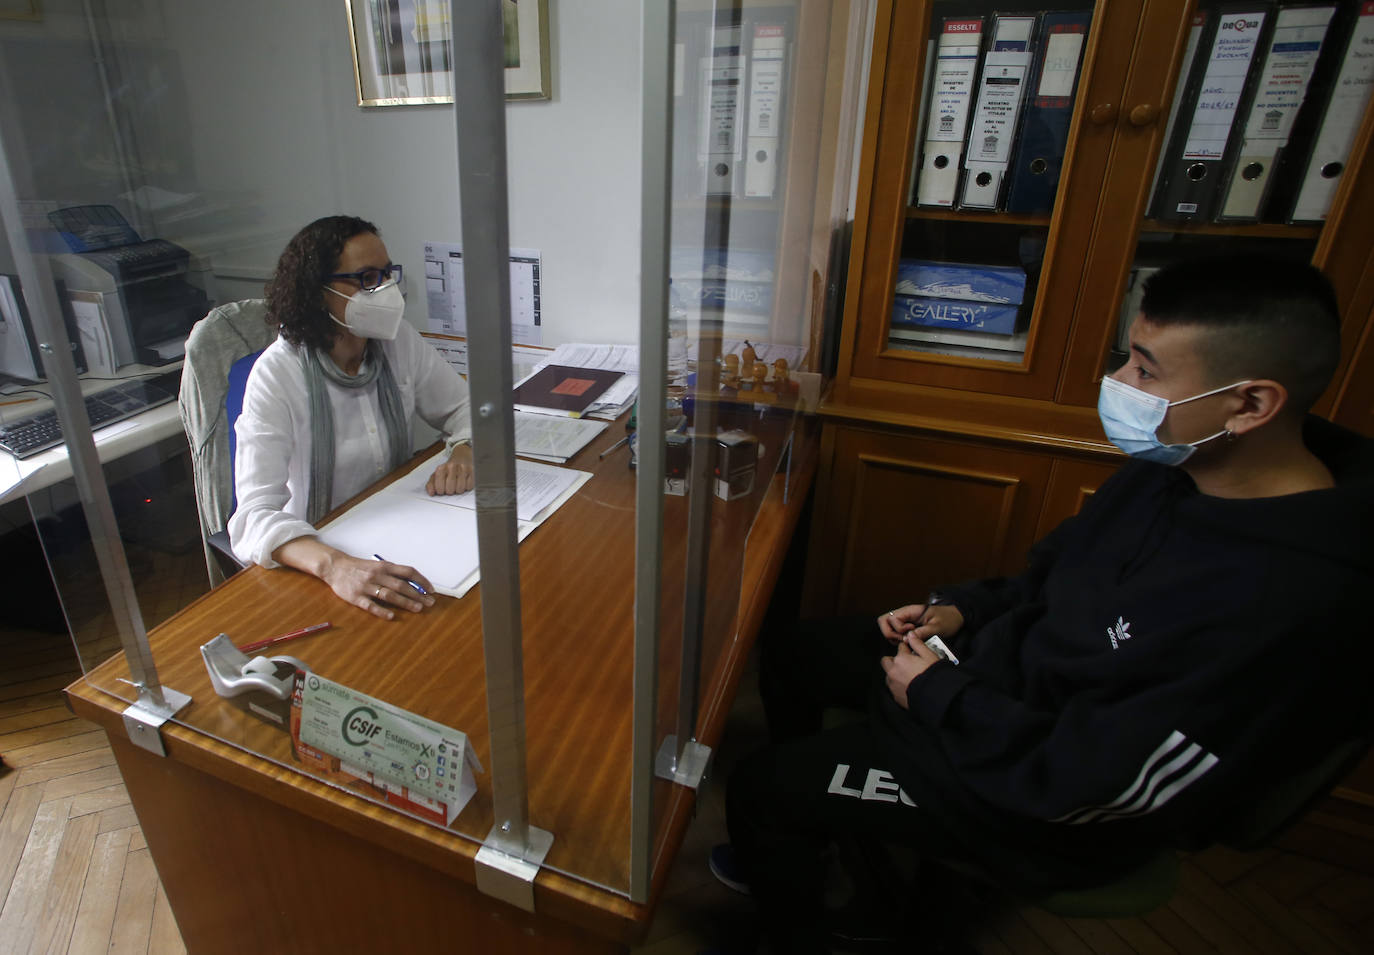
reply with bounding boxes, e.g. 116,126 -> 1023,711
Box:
422,241 -> 542,345
317,455 -> 591,597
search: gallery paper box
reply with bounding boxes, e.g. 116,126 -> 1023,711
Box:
891,260 -> 1027,335
671,247 -> 776,316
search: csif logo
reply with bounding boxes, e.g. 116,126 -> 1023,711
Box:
342,705 -> 385,745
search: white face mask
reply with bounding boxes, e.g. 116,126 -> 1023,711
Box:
324,281 -> 405,340
1098,375 -> 1251,466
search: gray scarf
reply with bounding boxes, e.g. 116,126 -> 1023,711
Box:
301,339 -> 409,522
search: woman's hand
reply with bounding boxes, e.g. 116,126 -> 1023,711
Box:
427,443 -> 475,496
321,553 -> 436,620
273,538 -> 436,620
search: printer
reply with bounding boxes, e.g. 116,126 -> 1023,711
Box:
47,204 -> 210,370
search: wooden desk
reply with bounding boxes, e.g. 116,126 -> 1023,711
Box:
65,407 -> 815,953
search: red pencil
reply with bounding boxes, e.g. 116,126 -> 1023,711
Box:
237,622 -> 333,655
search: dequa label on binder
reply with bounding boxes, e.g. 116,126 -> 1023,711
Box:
916,17 -> 985,208
1183,12 -> 1267,165
960,15 -> 1037,210
1291,3 -> 1374,222
1220,5 -> 1336,221
1156,8 -> 1269,220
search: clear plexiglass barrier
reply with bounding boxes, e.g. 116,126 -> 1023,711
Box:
0,0 -> 868,912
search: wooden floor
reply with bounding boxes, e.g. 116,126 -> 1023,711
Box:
3,533 -> 1374,953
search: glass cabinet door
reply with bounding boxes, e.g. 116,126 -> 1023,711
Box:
846,0 -> 1153,400
1058,0 -> 1374,408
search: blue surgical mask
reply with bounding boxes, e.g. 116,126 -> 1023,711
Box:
1098,375 -> 1250,466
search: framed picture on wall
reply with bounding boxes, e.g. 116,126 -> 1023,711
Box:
346,0 -> 551,107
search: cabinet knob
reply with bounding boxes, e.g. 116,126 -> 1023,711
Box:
1128,103 -> 1160,127
1089,103 -> 1118,125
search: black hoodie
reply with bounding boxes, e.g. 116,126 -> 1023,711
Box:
873,417 -> 1374,891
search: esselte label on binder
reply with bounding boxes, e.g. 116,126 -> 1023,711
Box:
916,18 -> 985,207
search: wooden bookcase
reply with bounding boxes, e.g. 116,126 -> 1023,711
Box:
805,0 -> 1374,616
802,0 -> 1374,863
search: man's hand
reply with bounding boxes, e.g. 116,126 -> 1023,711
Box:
427,443 -> 475,496
881,639 -> 940,710
877,602 -> 965,644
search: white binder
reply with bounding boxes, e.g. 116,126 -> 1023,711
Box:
1220,5 -> 1336,220
916,17 -> 985,208
959,15 -> 1037,210
743,22 -> 787,198
1291,3 -> 1374,222
697,23 -> 746,196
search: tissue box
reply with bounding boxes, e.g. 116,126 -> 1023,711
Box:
891,260 -> 1027,335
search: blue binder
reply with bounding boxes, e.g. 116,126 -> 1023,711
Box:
1004,10 -> 1093,214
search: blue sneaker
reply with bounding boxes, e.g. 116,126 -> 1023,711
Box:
709,843 -> 751,895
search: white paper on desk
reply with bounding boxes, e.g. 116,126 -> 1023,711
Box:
386,456 -> 589,523
532,343 -> 639,374
512,411 -> 606,462
318,493 -> 483,592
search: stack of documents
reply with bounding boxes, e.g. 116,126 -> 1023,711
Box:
516,343 -> 639,420
318,457 -> 591,598
514,411 -> 606,463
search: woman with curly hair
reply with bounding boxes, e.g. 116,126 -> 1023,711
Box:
227,215 -> 473,619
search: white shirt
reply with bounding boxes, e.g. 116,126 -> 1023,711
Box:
228,322 -> 471,567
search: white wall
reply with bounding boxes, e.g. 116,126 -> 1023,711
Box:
34,0 -> 646,346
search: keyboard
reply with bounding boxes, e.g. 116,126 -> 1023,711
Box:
0,370 -> 182,459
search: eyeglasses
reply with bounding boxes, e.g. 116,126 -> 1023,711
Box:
328,263 -> 402,292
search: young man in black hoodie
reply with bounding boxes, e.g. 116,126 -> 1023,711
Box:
718,255 -> 1374,952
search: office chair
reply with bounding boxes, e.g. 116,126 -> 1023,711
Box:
837,733 -> 1372,948
179,299 -> 275,586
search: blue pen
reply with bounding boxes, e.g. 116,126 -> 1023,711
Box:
373,554 -> 429,596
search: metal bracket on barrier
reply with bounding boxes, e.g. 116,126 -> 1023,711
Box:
475,825 -> 554,913
117,679 -> 191,756
654,735 -> 712,789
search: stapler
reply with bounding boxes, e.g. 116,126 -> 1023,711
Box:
200,633 -> 311,728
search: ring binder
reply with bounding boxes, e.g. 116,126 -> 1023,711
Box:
1218,4 -> 1336,222
960,15 -> 1039,210
1288,1 -> 1374,222
1150,6 -> 1273,222
1004,10 -> 1093,215
915,17 -> 986,208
